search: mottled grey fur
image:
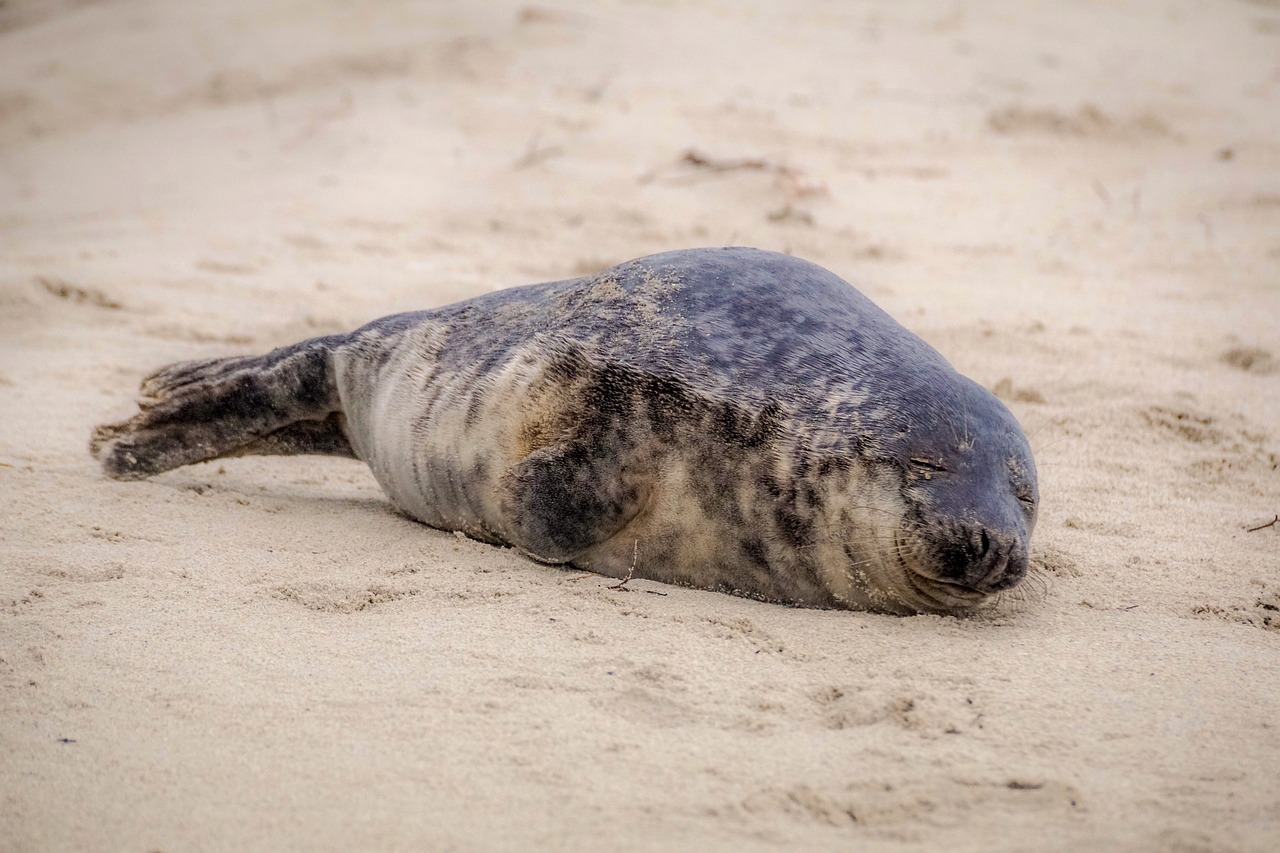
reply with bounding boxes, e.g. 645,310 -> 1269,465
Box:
92,248 -> 1039,614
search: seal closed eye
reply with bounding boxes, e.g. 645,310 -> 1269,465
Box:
91,247 -> 1039,615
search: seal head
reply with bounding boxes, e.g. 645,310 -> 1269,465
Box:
880,374 -> 1039,613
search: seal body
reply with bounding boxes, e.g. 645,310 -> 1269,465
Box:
92,248 -> 1039,614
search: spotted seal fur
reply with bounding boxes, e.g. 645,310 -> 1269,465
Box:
91,247 -> 1039,615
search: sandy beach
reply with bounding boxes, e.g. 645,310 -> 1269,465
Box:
2,1 -> 1278,849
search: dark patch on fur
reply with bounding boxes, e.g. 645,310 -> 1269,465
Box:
463,391 -> 486,429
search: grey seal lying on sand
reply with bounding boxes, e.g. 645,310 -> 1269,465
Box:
92,247 -> 1039,615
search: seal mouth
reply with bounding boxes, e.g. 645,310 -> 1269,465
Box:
893,533 -> 992,614
902,571 -> 992,614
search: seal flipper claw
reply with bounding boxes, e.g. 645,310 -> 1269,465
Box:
92,336 -> 353,480
139,355 -> 259,400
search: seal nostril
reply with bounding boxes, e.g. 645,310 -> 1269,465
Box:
978,528 -> 990,558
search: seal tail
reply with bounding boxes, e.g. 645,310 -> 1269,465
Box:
91,335 -> 356,480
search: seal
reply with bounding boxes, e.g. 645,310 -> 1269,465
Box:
91,247 -> 1039,615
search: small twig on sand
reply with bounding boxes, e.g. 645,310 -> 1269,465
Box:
674,149 -> 828,200
681,149 -> 819,191
1247,514 -> 1279,532
514,132 -> 564,169
608,541 -> 639,591
682,149 -> 773,173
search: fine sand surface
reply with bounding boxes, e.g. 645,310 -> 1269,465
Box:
2,1 -> 1278,850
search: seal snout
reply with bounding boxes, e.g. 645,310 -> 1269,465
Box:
933,522 -> 1029,594
898,514 -> 1030,612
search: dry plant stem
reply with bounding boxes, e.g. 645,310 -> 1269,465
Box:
1246,514 -> 1279,533
608,540 -> 639,591
681,149 -> 774,173
514,132 -> 563,169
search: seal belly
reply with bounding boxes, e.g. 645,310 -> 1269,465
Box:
332,318 -> 492,535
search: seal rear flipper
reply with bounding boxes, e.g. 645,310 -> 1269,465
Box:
499,440 -> 647,564
91,336 -> 352,480
220,412 -> 355,460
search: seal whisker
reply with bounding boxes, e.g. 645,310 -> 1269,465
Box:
986,559 -> 1048,609
1029,435 -> 1072,457
1020,412 -> 1069,445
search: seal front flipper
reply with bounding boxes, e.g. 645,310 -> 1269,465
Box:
91,335 -> 355,480
499,438 -> 648,564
